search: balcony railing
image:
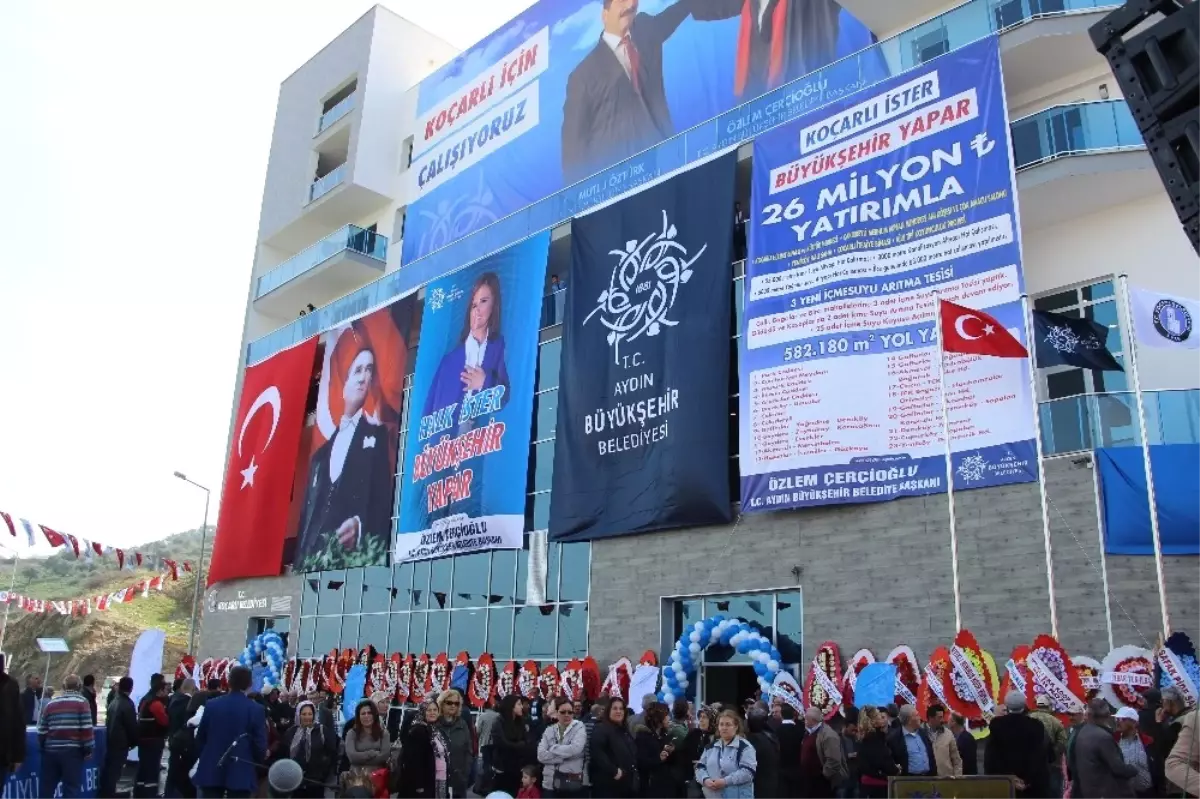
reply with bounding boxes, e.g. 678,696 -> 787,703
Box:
1040,389 -> 1200,455
309,163 -> 346,203
1011,101 -> 1143,169
256,225 -> 388,299
318,93 -> 355,134
250,0 -> 1121,365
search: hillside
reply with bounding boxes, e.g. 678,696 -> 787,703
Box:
2,527 -> 207,685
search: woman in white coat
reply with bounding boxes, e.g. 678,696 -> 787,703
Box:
537,695 -> 588,797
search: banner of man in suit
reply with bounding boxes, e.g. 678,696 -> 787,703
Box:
396,234 -> 548,561
403,0 -> 888,265
549,154 -> 737,542
292,295 -> 418,572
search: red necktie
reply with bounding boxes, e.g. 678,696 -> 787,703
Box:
621,34 -> 641,94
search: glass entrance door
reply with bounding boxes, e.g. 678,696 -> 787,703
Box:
700,665 -> 760,707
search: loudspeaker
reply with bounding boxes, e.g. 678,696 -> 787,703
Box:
1091,0 -> 1199,253
1097,2 -> 1198,129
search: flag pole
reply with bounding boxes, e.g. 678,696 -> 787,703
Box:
1090,457 -> 1115,651
933,293 -> 964,633
1117,274 -> 1171,638
1020,294 -> 1059,638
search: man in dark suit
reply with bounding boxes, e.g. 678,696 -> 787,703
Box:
690,0 -> 844,100
192,666 -> 268,799
296,343 -> 394,566
561,0 -> 693,183
776,703 -> 806,798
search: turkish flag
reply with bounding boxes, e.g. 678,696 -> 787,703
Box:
208,339 -> 318,586
939,300 -> 1028,358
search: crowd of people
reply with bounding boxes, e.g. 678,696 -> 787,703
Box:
2,649 -> 1199,799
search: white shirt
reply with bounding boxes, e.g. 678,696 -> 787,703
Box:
756,0 -> 771,28
463,334 -> 488,400
602,31 -> 635,82
330,408 -> 363,484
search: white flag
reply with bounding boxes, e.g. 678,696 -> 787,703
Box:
1131,286 -> 1199,350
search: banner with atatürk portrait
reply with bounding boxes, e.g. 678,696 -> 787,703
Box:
549,154 -> 737,542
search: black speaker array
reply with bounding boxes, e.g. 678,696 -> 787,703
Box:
1091,0 -> 1200,253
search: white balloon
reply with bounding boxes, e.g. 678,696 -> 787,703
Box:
767,660 -> 779,672
678,677 -> 689,688
689,643 -> 701,655
693,622 -> 705,632
664,693 -> 676,704
689,631 -> 701,643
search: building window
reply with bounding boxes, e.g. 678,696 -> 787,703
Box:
296,548 -> 590,676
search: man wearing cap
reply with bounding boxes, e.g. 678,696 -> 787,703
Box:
1114,706 -> 1154,796
1073,697 -> 1138,798
986,691 -> 1049,798
1031,694 -> 1068,797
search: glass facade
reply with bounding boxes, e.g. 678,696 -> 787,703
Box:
295,545 -> 590,663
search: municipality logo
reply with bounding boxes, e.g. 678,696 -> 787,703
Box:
583,210 -> 705,365
1152,299 -> 1193,343
1044,324 -> 1102,354
956,453 -> 988,483
428,286 -> 446,311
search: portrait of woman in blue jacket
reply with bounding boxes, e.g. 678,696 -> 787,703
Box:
422,271 -> 510,428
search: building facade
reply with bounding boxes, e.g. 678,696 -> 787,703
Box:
200,1 -> 1199,703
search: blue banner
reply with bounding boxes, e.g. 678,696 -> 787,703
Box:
741,37 -> 1037,512
8,728 -> 107,798
402,0 -> 888,266
549,154 -> 736,541
1098,445 -> 1200,555
396,234 -> 548,560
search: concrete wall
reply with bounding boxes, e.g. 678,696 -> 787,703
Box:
196,575 -> 302,660
588,456 -> 1197,670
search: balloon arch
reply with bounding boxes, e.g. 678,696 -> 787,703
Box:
660,614 -> 783,705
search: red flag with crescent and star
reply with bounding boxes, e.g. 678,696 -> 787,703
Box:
207,339 -> 318,586
939,300 -> 1028,358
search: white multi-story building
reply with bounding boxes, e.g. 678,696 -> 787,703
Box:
203,1 -> 1198,695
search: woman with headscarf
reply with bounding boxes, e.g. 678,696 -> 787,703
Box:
495,695 -> 535,797
437,689 -> 474,799
279,700 -> 332,798
399,699 -> 449,798
682,706 -> 717,797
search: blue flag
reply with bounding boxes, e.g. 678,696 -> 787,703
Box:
1033,310 -> 1123,371
853,664 -> 898,709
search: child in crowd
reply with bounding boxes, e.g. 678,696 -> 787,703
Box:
517,764 -> 542,799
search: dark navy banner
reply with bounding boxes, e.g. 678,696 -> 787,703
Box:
549,155 -> 737,541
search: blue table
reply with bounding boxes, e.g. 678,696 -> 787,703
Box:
6,727 -> 107,798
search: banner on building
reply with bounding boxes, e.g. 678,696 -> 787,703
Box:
209,338 -> 318,585
293,296 -> 419,572
402,0 -> 888,264
1097,444 -> 1200,555
550,155 -> 736,541
397,234 -> 548,560
740,36 -> 1037,512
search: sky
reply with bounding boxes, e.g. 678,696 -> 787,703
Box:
0,0 -> 534,555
